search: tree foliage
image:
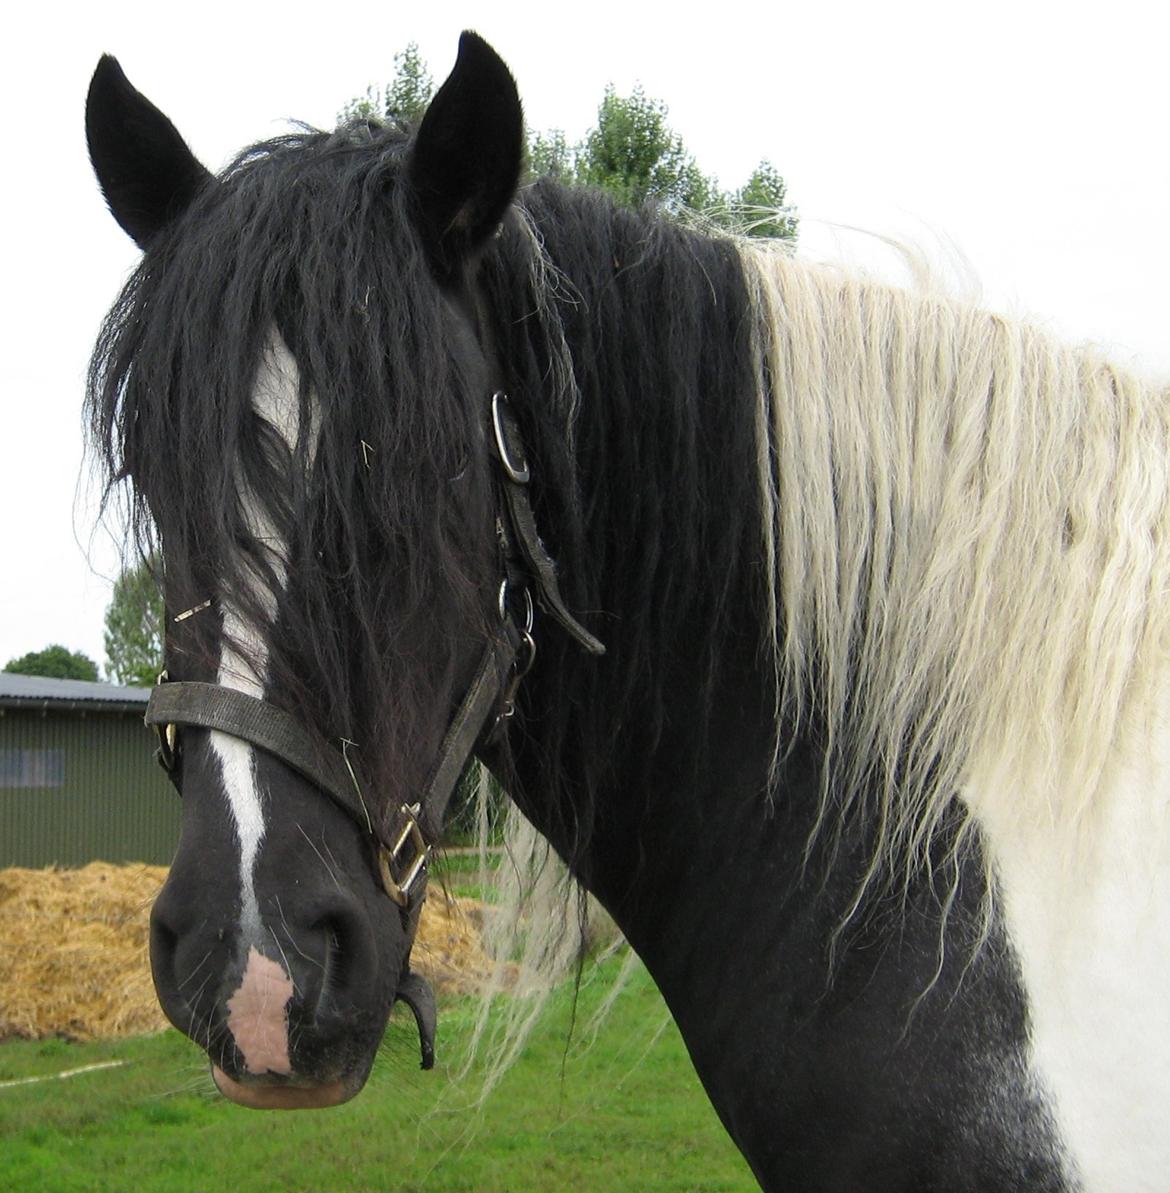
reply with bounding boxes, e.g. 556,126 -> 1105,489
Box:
345,49 -> 797,241
527,129 -> 573,185
576,85 -> 717,212
728,161 -> 799,240
3,645 -> 99,682
103,557 -> 164,688
339,42 -> 434,127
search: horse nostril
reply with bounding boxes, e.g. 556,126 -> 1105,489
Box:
311,915 -> 349,1010
304,903 -> 371,1018
148,902 -> 202,1030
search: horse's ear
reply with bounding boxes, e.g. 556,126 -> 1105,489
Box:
86,55 -> 213,250
408,32 -> 523,280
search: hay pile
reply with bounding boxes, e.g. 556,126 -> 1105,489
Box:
0,863 -> 496,1042
0,863 -> 166,1041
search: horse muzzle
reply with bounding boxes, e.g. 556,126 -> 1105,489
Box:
210,1065 -> 355,1110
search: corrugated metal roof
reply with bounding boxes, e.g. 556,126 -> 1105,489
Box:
0,673 -> 150,711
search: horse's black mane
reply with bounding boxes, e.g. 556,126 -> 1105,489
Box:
481,182 -> 763,853
88,122 -> 764,853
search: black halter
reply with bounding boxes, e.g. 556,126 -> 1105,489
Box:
143,390 -> 603,1064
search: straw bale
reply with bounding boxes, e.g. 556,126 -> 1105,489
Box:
0,863 -> 498,1042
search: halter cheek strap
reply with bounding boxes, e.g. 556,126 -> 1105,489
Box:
143,389 -> 603,1065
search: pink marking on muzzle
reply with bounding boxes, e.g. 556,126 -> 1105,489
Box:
225,946 -> 295,1076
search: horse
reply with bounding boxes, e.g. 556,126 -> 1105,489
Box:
84,32 -> 1170,1192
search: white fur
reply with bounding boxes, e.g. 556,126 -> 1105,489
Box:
738,241 -> 1170,883
968,685 -> 1170,1193
210,332 -> 307,942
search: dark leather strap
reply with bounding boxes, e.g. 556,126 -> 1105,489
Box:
145,634 -> 513,852
490,394 -> 605,657
145,681 -> 372,827
394,969 -> 437,1069
416,636 -> 512,841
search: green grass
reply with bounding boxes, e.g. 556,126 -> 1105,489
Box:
0,959 -> 756,1193
429,849 -> 499,902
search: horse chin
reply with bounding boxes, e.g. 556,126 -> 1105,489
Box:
210,1065 -> 360,1110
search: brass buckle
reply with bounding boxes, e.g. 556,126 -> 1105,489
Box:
157,722 -> 178,771
377,803 -> 431,908
150,670 -> 179,772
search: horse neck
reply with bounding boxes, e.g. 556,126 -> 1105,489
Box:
490,187 -> 777,912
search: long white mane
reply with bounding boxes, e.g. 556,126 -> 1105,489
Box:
744,242 -> 1170,884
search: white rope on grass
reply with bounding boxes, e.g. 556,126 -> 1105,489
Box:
0,1060 -> 127,1089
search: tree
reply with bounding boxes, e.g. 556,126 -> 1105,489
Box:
4,645 -> 99,682
103,557 -> 164,688
527,129 -> 573,185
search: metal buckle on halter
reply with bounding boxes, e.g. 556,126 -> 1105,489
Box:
491,392 -> 530,484
157,721 -> 179,771
377,803 -> 431,909
495,580 -> 537,723
149,670 -> 180,772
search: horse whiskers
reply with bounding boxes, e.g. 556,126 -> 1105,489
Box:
263,901 -> 304,997
295,822 -> 343,893
271,894 -> 323,975
176,948 -> 214,989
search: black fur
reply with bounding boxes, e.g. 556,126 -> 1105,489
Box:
409,31 -> 525,280
89,120 -> 501,828
86,56 -> 213,249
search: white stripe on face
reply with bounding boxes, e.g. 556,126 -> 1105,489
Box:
209,331 -> 308,942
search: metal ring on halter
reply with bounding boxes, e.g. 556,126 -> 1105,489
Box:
149,670 -> 180,772
491,392 -> 531,484
498,579 -> 534,634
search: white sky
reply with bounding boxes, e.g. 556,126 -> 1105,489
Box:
2,0 -> 1166,671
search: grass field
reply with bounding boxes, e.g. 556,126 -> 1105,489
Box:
0,957 -> 757,1193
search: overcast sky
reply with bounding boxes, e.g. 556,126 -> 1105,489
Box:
2,0 -> 1166,673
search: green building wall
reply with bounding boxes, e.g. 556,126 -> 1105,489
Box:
0,708 -> 178,867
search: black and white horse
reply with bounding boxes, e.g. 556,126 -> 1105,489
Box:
85,33 -> 1170,1192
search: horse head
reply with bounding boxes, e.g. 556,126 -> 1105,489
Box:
85,34 -> 542,1108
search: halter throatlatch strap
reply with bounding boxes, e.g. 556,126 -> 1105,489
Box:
490,392 -> 606,657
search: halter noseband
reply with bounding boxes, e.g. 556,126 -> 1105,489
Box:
144,388 -> 602,922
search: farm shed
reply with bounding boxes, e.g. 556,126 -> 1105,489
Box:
0,674 -> 175,867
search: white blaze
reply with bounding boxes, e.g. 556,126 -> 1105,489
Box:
209,332 -> 309,940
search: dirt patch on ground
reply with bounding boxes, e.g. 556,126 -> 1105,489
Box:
0,863 -> 496,1042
